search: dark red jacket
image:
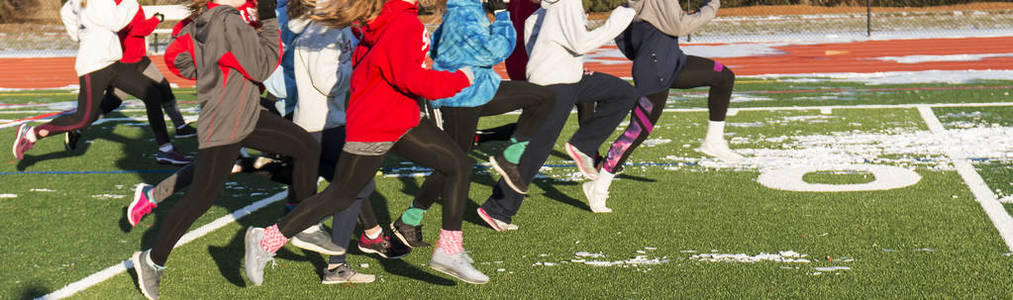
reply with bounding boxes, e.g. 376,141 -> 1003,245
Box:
118,6 -> 160,63
346,0 -> 470,142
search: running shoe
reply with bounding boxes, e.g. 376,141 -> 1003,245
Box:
12,124 -> 35,161
357,232 -> 410,259
581,181 -> 612,213
127,184 -> 157,226
698,138 -> 744,163
321,263 -> 375,284
155,147 -> 191,166
174,124 -> 197,138
291,224 -> 346,256
429,247 -> 488,284
390,218 -> 431,248
131,250 -> 162,300
476,207 -> 518,231
565,142 -> 598,180
64,130 -> 82,151
243,227 -> 276,286
489,153 -> 527,194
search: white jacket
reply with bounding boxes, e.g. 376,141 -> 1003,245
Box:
524,0 -> 635,86
60,0 -> 139,76
291,20 -> 358,132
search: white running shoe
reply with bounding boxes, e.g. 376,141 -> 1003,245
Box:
582,181 -> 612,213
565,143 -> 598,180
698,138 -> 744,163
429,247 -> 489,284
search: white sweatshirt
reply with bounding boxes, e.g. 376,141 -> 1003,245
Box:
60,0 -> 139,76
524,0 -> 635,86
291,20 -> 358,132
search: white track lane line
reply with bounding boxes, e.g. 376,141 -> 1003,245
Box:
917,105 -> 1013,252
37,191 -> 288,300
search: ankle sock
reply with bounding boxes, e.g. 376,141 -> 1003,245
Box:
260,225 -> 288,253
705,121 -> 726,143
503,137 -> 529,164
401,207 -> 427,226
145,251 -> 166,271
364,228 -> 381,240
437,229 -> 463,255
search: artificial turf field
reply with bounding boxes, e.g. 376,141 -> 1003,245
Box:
1,78 -> 1012,299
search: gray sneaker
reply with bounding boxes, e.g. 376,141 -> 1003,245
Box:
131,250 -> 162,300
291,224 -> 346,256
243,227 -> 276,286
429,247 -> 489,284
321,263 -> 375,284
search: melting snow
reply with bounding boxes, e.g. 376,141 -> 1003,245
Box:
691,251 -> 811,263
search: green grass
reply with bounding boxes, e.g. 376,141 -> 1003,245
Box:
1,79 -> 1012,299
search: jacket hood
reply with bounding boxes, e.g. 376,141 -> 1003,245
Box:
356,0 -> 417,46
193,5 -> 239,44
446,0 -> 481,9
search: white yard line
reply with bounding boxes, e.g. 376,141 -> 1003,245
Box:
37,191 -> 289,300
917,106 -> 1013,252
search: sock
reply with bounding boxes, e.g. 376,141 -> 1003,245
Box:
595,170 -> 616,189
365,229 -> 381,240
145,251 -> 166,271
27,127 -> 38,142
284,202 -> 298,214
705,121 -> 726,143
401,207 -> 427,226
437,229 -> 463,255
502,137 -> 529,164
260,225 -> 289,253
158,143 -> 173,152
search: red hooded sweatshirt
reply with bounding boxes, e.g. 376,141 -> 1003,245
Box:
116,5 -> 160,63
346,0 -> 470,143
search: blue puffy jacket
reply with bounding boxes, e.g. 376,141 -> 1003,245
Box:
429,0 -> 515,108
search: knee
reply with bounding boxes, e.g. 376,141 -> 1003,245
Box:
717,67 -> 736,89
535,88 -> 556,109
450,155 -> 472,177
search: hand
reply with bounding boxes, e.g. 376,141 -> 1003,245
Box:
483,0 -> 507,15
257,0 -> 277,20
153,12 -> 165,22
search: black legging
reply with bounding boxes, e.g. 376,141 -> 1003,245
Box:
36,62 -> 167,143
601,55 -> 734,173
150,112 -> 319,265
412,80 -> 554,209
279,119 -> 471,236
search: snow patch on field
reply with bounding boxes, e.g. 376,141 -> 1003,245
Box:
91,194 -> 126,199
30,188 -> 56,192
0,194 -> 17,198
691,251 -> 812,263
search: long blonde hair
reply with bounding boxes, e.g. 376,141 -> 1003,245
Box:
312,0 -> 385,28
187,0 -> 213,20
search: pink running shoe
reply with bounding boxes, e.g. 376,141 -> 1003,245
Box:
12,124 -> 35,160
128,184 -> 157,227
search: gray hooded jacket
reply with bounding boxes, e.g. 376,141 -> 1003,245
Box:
177,5 -> 282,149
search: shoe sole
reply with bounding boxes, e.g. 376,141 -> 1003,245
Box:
131,251 -> 157,300
356,244 -> 409,259
291,236 -> 346,256
243,227 -> 264,286
127,184 -> 148,227
476,208 -> 504,232
565,143 -> 598,180
175,133 -> 196,138
389,222 -> 421,249
156,157 -> 191,166
488,156 -> 527,195
13,124 -> 26,160
429,261 -> 489,284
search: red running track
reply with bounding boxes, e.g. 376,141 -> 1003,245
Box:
1,36 -> 1011,89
